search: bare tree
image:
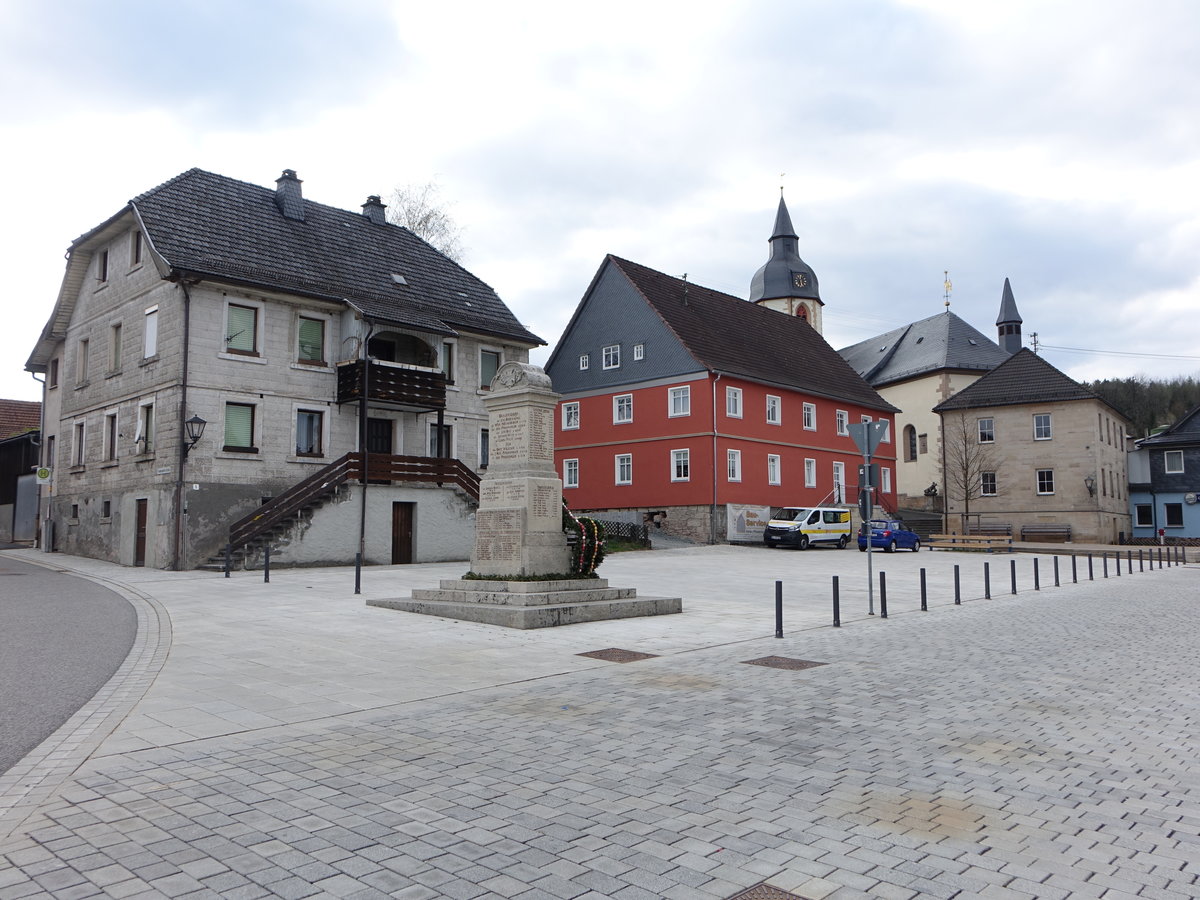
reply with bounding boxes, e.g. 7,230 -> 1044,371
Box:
941,411 -> 1001,531
386,181 -> 465,261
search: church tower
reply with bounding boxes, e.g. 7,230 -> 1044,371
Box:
996,277 -> 1023,354
749,195 -> 824,333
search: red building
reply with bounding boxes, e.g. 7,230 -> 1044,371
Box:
545,206 -> 897,542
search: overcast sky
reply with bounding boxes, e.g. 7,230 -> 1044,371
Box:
3,0 -> 1198,404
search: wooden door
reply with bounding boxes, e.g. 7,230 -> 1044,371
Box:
367,418 -> 393,484
134,499 -> 148,567
392,502 -> 414,564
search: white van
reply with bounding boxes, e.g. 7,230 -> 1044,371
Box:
762,507 -> 852,550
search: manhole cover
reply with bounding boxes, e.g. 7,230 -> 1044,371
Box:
725,883 -> 812,900
742,656 -> 827,671
577,648 -> 659,663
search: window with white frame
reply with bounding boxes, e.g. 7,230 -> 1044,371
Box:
633,343 -> 644,360
669,386 -> 690,417
881,466 -> 891,493
878,419 -> 890,442
135,402 -> 154,454
804,458 -> 816,488
1033,413 -> 1052,440
73,421 -> 85,466
130,230 -> 143,267
767,454 -> 781,485
1164,450 -> 1184,474
615,453 -> 632,485
726,386 -> 742,418
143,306 -> 158,358
428,423 -> 453,457
48,358 -> 59,389
727,449 -> 742,481
602,344 -> 620,369
97,249 -> 109,283
1135,504 -> 1153,527
803,402 -> 816,431
104,412 -> 118,461
978,418 -> 995,443
832,461 -> 846,502
225,303 -> 259,356
479,349 -> 501,389
223,402 -> 257,452
861,415 -> 872,425
613,394 -> 633,424
766,395 -> 781,425
1036,468 -> 1055,494
671,448 -> 690,481
77,339 -> 89,384
579,353 -> 589,370
296,410 -> 324,456
297,316 -> 326,366
441,340 -> 455,384
835,410 -> 848,436
562,402 -> 580,430
563,458 -> 579,488
981,471 -> 997,496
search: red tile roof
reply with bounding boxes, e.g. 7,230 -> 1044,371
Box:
0,399 -> 41,440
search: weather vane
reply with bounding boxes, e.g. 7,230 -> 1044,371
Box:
780,172 -> 785,195
943,270 -> 953,309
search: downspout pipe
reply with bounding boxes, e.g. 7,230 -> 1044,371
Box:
172,278 -> 195,571
711,373 -> 722,544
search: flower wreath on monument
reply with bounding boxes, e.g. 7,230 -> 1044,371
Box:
562,498 -> 606,577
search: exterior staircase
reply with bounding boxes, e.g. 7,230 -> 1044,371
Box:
203,452 -> 481,571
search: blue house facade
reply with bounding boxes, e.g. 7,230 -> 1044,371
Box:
1128,404 -> 1200,543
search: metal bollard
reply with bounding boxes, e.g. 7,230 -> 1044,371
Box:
984,562 -> 991,599
1053,556 -> 1060,587
832,576 -> 840,627
1139,550 -> 1144,573
920,568 -> 927,611
1116,553 -> 1121,577
879,572 -> 887,619
775,580 -> 783,638
1010,558 -> 1017,595
355,552 -> 362,595
1157,547 -> 1163,568
264,545 -> 271,583
1071,555 -> 1077,584
1102,553 -> 1108,578
1127,550 -> 1132,573
224,543 -> 232,578
1034,558 -> 1040,591
1088,554 -> 1094,580
954,565 -> 961,605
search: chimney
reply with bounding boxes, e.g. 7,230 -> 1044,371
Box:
275,169 -> 305,221
361,195 -> 388,225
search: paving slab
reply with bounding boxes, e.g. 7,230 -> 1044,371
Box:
0,545 -> 1196,899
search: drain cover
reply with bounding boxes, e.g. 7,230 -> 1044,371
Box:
725,883 -> 812,900
577,648 -> 659,663
742,656 -> 827,671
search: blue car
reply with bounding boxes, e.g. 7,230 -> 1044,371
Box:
858,519 -> 920,552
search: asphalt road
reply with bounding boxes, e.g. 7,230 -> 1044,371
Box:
0,555 -> 136,775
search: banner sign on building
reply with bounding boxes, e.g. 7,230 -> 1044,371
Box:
727,504 -> 771,542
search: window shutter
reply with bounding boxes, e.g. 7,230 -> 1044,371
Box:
226,305 -> 257,352
298,318 -> 324,362
224,404 -> 253,448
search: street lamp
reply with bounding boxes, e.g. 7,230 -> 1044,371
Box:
1084,473 -> 1096,497
183,414 -> 207,456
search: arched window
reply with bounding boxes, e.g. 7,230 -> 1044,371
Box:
904,424 -> 917,462
796,305 -> 808,321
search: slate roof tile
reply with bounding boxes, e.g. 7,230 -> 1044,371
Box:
933,348 -> 1101,411
127,168 -> 541,345
610,256 -> 897,412
839,311 -> 1010,387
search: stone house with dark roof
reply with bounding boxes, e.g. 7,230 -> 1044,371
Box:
1128,404 -> 1200,542
932,349 -> 1130,542
25,168 -> 542,569
546,211 -> 898,543
839,280 -> 1020,511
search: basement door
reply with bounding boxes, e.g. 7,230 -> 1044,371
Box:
392,502 -> 414,564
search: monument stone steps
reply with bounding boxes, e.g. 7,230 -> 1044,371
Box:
411,583 -> 636,607
367,594 -> 682,629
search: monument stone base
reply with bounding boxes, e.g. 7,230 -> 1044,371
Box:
367,578 -> 682,630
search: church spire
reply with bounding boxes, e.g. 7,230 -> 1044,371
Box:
749,194 -> 823,331
996,277 -> 1023,354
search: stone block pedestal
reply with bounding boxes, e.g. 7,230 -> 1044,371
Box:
367,578 -> 682,629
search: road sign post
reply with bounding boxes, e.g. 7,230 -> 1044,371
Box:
849,422 -> 889,617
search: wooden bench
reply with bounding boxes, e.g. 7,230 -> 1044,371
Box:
1020,524 -> 1072,542
929,533 -> 1013,552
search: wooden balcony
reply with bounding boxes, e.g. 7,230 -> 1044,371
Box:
337,360 -> 447,411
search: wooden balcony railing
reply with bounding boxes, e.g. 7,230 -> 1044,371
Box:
337,360 -> 447,410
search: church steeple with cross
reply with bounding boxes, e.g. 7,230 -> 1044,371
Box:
748,188 -> 824,333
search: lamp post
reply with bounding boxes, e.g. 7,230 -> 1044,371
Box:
183,415 -> 207,456
1084,473 -> 1096,497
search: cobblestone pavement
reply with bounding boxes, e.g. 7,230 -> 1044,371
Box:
0,547 -> 1196,899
